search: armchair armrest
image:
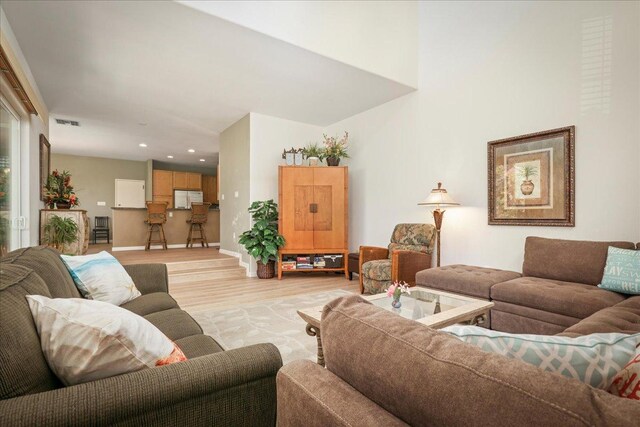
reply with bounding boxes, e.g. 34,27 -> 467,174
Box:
358,246 -> 389,294
391,250 -> 431,286
124,263 -> 169,294
277,360 -> 407,427
0,343 -> 282,427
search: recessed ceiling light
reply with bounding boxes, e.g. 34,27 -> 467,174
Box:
188,149 -> 195,153
139,143 -> 147,147
199,159 -> 205,162
167,155 -> 174,159
138,122 -> 147,126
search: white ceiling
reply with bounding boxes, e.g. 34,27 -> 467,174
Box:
3,1 -> 414,167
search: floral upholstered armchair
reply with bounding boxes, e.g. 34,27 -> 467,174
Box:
359,223 -> 436,294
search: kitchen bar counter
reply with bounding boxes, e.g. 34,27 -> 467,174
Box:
111,207 -> 220,250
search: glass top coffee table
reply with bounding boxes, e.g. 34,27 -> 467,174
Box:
297,287 -> 494,366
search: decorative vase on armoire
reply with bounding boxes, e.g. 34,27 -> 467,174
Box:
277,166 -> 349,279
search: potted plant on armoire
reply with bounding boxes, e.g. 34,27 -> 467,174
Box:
239,200 -> 286,279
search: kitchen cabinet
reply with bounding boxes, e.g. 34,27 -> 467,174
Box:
173,172 -> 188,189
202,175 -> 218,203
153,170 -> 173,196
187,172 -> 202,190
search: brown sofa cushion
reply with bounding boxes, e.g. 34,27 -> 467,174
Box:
144,308 -> 204,341
3,247 -> 81,299
174,335 -> 224,358
491,277 -> 625,319
321,295 -> 640,426
416,265 -> 521,299
558,296 -> 640,337
522,237 -> 635,285
491,300 -> 581,334
120,292 -> 179,316
0,264 -> 62,399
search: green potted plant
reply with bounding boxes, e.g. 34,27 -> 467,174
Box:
303,143 -> 325,166
322,131 -> 349,166
238,200 -> 286,279
45,170 -> 79,209
43,215 -> 79,253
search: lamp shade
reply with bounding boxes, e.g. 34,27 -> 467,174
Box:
418,182 -> 459,207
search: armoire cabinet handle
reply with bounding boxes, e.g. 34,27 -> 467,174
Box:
309,203 -> 318,213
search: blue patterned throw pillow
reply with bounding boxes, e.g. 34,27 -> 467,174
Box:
61,251 -> 141,305
441,325 -> 640,389
598,246 -> 640,295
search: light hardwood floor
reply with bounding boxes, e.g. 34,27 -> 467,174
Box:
87,244 -> 358,311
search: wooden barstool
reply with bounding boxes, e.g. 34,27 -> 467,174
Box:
145,201 -> 168,250
186,202 -> 211,248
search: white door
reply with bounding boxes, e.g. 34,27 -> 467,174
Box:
115,179 -> 145,208
0,98 -> 22,254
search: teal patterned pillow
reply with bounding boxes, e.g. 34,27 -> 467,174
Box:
598,247 -> 640,295
442,325 -> 640,389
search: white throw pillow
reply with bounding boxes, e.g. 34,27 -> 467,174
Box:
26,295 -> 186,386
442,325 -> 640,389
61,251 -> 141,305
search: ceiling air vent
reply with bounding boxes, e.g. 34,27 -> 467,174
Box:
55,119 -> 80,126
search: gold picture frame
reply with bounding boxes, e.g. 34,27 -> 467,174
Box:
39,134 -> 50,201
488,126 -> 575,226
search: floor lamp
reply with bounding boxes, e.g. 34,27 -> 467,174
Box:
418,182 -> 459,267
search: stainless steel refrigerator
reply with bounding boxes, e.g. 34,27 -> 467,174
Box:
174,190 -> 203,209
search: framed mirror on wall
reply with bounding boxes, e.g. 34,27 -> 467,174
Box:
39,134 -> 50,202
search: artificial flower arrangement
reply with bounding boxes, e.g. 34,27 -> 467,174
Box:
322,131 -> 349,166
386,281 -> 411,308
45,169 -> 79,209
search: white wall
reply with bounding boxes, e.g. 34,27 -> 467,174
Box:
249,113 -> 323,202
245,113 -> 323,275
179,0 -> 419,88
219,114 -> 251,267
325,0 -> 640,272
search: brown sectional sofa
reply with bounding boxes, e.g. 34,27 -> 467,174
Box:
277,296 -> 640,426
417,237 -> 639,335
0,246 -> 282,426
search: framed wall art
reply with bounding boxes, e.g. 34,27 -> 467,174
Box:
39,134 -> 50,201
488,126 -> 575,226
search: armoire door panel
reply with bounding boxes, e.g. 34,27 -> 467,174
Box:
294,185 -> 314,231
313,185 -> 333,231
312,168 -> 346,249
280,167 -> 314,250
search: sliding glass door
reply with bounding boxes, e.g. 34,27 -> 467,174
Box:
0,98 -> 21,254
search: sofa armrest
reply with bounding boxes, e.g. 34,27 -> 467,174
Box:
124,263 -> 169,294
276,360 -> 407,427
391,250 -> 431,286
359,246 -> 389,294
0,343 -> 282,427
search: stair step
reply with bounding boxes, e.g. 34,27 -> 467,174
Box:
169,267 -> 246,284
165,258 -> 238,273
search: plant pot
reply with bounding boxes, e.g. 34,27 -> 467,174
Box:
326,157 -> 340,167
520,180 -> 535,196
308,156 -> 319,166
55,202 -> 71,209
256,260 -> 275,279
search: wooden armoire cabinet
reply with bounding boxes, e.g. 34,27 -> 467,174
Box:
278,166 -> 348,279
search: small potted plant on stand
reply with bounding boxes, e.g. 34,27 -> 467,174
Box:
323,131 -> 349,166
43,215 -> 79,254
44,170 -> 80,209
238,200 -> 286,279
302,143 -> 325,166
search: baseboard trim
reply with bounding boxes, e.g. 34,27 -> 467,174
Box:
219,249 -> 254,277
112,243 -> 220,252
219,248 -> 239,258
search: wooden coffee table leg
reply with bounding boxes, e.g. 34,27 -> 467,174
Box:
305,323 -> 324,367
